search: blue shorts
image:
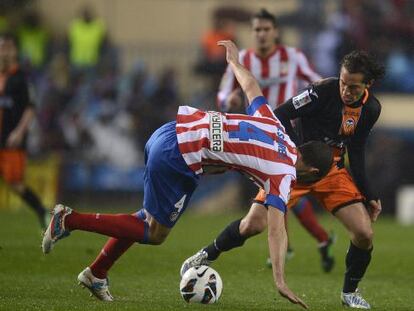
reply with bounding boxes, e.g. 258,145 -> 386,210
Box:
142,121 -> 199,228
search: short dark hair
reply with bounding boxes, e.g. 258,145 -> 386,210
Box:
340,50 -> 385,83
298,141 -> 333,180
253,8 -> 278,27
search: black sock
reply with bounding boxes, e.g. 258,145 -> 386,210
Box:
343,241 -> 373,293
21,188 -> 46,218
204,219 -> 247,261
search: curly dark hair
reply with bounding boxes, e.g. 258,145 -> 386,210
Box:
340,50 -> 385,83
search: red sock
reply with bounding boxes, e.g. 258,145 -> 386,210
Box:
90,238 -> 134,279
293,198 -> 329,244
65,212 -> 148,242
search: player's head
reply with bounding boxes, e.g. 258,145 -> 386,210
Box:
339,50 -> 385,106
295,141 -> 333,184
251,9 -> 278,53
0,33 -> 18,70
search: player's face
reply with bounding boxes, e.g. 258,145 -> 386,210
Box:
252,18 -> 278,52
339,67 -> 370,106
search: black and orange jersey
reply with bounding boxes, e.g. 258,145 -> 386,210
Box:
274,77 -> 381,201
0,65 -> 32,149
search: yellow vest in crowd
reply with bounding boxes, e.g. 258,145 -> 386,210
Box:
18,26 -> 48,67
69,18 -> 105,67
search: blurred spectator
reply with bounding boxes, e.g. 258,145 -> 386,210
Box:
17,11 -> 49,70
68,5 -> 107,70
0,11 -> 10,34
197,15 -> 236,76
194,6 -> 250,103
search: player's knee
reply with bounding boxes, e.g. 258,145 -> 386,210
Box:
240,215 -> 266,237
353,228 -> 374,248
148,232 -> 168,245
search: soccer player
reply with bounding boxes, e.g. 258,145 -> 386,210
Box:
182,50 -> 385,309
0,34 -> 49,229
42,40 -> 333,308
218,8 -> 334,271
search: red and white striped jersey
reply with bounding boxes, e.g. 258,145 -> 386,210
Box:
176,96 -> 297,211
218,46 -> 321,111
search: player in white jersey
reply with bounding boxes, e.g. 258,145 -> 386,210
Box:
42,40 -> 332,308
216,9 -> 335,271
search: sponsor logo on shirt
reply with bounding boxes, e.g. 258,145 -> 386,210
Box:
292,90 -> 312,109
209,111 -> 224,152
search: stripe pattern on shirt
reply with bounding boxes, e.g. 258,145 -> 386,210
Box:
176,97 -> 297,208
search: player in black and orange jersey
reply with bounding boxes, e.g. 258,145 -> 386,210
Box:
0,34 -> 48,229
182,50 -> 385,309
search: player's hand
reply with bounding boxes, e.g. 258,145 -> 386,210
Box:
226,88 -> 243,112
277,283 -> 308,309
6,129 -> 24,148
368,199 -> 382,222
217,40 -> 239,65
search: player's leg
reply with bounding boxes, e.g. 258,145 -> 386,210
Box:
315,166 -> 372,308
76,212 -> 171,301
75,121 -> 197,301
42,204 -> 151,254
2,150 -> 48,229
180,196 -> 268,276
334,202 -> 373,309
291,196 -> 335,272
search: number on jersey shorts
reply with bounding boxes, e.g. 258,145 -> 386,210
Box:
170,195 -> 187,222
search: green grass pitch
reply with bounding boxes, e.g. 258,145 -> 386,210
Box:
0,207 -> 413,311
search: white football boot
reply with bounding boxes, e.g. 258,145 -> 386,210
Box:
180,249 -> 211,277
341,289 -> 371,309
78,267 -> 113,301
42,204 -> 72,254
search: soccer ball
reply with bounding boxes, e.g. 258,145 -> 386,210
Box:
179,265 -> 223,304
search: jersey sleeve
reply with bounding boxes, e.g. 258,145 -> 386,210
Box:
274,83 -> 322,144
295,49 -> 322,83
246,96 -> 276,119
264,174 -> 295,214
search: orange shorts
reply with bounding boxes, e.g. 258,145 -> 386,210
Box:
254,164 -> 364,213
0,149 -> 26,183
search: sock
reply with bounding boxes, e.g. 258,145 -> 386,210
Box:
21,188 -> 46,218
90,238 -> 134,279
204,219 -> 246,261
65,212 -> 148,242
292,198 -> 329,243
343,242 -> 373,293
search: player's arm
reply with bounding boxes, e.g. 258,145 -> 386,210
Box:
267,203 -> 308,309
295,49 -> 322,83
348,102 -> 382,221
6,80 -> 35,148
218,40 -> 263,105
217,63 -> 243,112
274,84 -> 322,145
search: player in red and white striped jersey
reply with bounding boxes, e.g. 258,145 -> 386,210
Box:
216,9 -> 334,272
42,40 -> 332,308
217,9 -> 321,112
176,102 -> 297,207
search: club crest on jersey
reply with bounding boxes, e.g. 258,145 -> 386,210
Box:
292,90 -> 312,109
342,118 -> 356,135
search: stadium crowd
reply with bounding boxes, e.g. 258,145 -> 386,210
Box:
0,1 -> 413,170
